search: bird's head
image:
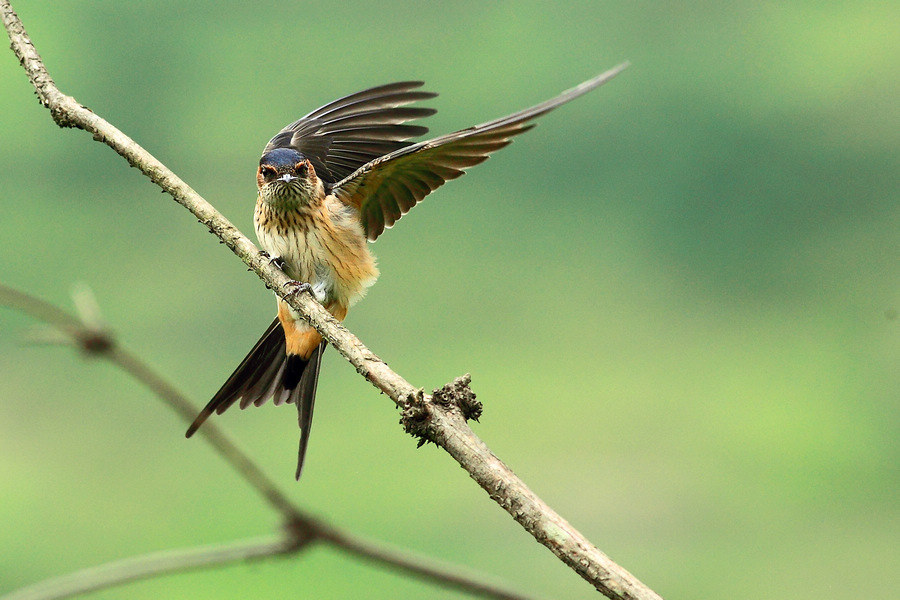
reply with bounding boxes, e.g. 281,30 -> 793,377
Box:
257,148 -> 320,207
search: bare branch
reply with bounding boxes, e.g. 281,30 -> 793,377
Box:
2,2 -> 661,598
0,525 -> 540,600
324,529 -> 539,600
0,536 -> 296,600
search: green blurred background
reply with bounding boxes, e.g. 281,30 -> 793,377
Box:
2,1 -> 898,598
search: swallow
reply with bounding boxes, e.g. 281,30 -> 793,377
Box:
185,63 -> 627,479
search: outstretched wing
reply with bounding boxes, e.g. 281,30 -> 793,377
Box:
331,64 -> 628,241
263,81 -> 438,186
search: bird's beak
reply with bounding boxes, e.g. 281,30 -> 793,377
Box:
277,174 -> 296,183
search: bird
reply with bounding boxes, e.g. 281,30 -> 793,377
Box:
185,63 -> 628,479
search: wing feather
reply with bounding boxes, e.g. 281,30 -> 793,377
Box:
333,64 -> 628,240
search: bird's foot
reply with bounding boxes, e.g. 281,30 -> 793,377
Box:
283,280 -> 313,297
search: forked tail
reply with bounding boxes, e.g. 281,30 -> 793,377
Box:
186,317 -> 325,479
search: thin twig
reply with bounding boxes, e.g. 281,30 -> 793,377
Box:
1,2 -> 661,598
324,529 -> 538,600
0,282 -> 539,600
0,536 -> 295,600
0,524 -> 540,600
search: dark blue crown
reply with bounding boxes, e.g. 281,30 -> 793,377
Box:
260,147 -> 305,169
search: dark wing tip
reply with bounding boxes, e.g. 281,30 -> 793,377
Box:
185,412 -> 209,438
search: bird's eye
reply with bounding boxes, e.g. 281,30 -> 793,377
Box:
295,162 -> 308,175
260,166 -> 277,180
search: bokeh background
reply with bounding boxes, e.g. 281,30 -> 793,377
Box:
2,1 -> 899,598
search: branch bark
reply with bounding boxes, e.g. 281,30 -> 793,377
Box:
2,3 -> 662,599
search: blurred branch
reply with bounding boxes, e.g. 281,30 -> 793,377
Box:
2,527 -> 536,600
0,283 -> 300,520
2,2 -> 661,599
0,535 -> 294,600
0,525 -> 535,600
0,283 -> 539,600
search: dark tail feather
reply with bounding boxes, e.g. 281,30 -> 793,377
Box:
284,354 -> 307,390
295,342 -> 326,480
186,318 -> 287,438
187,319 -> 326,480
